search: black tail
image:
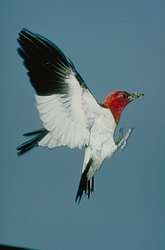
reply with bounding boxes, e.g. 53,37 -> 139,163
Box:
75,159 -> 94,204
17,128 -> 49,155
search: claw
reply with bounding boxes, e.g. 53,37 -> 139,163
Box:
117,128 -> 134,151
115,127 -> 124,145
119,127 -> 124,140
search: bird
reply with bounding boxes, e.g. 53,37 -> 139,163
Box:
16,29 -> 144,204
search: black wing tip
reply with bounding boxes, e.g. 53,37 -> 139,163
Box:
16,143 -> 37,156
17,128 -> 49,155
23,128 -> 46,136
17,28 -> 32,45
18,28 -> 38,38
19,28 -> 30,33
18,28 -> 27,36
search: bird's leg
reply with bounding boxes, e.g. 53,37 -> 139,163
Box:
115,128 -> 124,145
116,128 -> 134,151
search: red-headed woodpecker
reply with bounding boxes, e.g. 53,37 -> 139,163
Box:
17,29 -> 144,203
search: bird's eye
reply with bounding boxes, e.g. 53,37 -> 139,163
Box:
122,93 -> 127,98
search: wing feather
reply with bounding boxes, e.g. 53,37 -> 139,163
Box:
18,29 -> 105,149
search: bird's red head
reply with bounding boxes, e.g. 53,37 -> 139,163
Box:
103,90 -> 143,124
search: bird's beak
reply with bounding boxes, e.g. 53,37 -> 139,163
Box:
128,92 -> 144,101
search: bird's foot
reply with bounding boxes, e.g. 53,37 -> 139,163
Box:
115,127 -> 124,145
116,127 -> 134,151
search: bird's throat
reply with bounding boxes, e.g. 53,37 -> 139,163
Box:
103,99 -> 125,125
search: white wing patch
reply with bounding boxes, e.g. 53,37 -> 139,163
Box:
36,71 -> 102,149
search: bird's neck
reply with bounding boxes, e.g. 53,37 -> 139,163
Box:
103,98 -> 125,125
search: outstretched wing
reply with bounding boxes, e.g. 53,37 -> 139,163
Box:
18,29 -> 103,149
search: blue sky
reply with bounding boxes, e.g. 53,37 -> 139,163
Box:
0,1 -> 165,249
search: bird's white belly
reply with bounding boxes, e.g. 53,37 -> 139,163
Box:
83,115 -> 117,179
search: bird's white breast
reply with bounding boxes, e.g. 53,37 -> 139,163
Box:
82,109 -> 117,178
